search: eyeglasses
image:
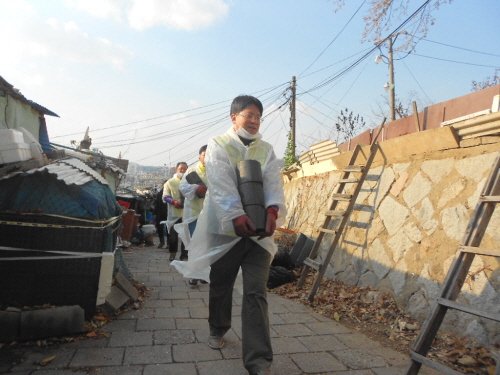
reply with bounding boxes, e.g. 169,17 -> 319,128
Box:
238,113 -> 264,123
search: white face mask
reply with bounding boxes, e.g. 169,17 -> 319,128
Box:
236,126 -> 260,140
176,172 -> 184,178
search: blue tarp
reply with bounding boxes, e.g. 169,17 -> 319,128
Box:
0,169 -> 121,220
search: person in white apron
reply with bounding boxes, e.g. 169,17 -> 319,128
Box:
162,162 -> 187,262
174,145 -> 208,285
172,95 -> 287,375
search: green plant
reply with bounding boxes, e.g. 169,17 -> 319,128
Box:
284,131 -> 298,169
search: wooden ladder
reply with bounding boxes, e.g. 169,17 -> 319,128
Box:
405,153 -> 500,375
296,122 -> 385,303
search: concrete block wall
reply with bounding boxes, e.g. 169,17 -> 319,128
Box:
283,136 -> 500,346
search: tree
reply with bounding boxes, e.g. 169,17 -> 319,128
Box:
334,108 -> 366,144
284,131 -> 299,169
471,69 -> 500,92
330,0 -> 453,50
370,90 -> 433,126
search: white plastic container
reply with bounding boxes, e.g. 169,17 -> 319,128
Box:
142,224 -> 156,236
18,127 -> 43,161
0,129 -> 24,145
0,142 -> 32,164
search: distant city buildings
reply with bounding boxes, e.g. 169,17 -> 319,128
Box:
121,163 -> 175,190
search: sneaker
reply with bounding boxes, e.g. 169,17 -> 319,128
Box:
169,253 -> 176,261
179,255 -> 188,261
208,335 -> 225,349
188,278 -> 198,285
158,242 -> 165,249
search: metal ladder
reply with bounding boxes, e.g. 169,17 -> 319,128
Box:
296,123 -> 384,303
405,153 -> 500,375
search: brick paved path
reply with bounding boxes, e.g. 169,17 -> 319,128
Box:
0,244 -> 440,375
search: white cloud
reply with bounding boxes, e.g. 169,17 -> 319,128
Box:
190,99 -> 201,107
0,0 -> 134,69
64,0 -> 230,31
41,17 -> 134,67
127,0 -> 229,31
64,0 -> 123,21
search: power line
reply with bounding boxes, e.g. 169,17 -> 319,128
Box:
411,53 -> 500,68
51,99 -> 231,139
89,84 -> 290,164
299,0 -> 433,96
422,38 -> 500,58
95,110 -> 227,146
298,0 -> 367,78
300,47 -> 374,79
396,51 -> 433,103
52,82 -> 290,139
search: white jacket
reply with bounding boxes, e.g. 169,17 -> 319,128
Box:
174,162 -> 208,247
172,126 -> 287,281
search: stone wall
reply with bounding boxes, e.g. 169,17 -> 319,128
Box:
283,134 -> 500,346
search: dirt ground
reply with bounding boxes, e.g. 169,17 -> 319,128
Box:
271,268 -> 498,375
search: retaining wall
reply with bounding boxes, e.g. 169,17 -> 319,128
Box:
283,130 -> 500,346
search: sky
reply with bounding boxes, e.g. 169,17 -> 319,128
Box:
1,0 -> 499,168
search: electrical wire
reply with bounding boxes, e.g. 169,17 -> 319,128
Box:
52,81 -> 290,139
396,51 -> 433,103
422,38 -> 500,58
83,83 -> 289,165
298,0 -> 367,78
411,53 -> 499,68
300,0 -> 432,96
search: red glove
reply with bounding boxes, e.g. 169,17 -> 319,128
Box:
195,185 -> 207,198
232,215 -> 257,237
172,200 -> 183,209
258,207 -> 278,240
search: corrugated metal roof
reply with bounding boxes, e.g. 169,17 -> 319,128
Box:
0,75 -> 59,117
0,158 -> 109,186
42,158 -> 109,185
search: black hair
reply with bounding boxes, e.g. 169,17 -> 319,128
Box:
230,95 -> 263,116
199,145 -> 207,154
176,162 -> 188,169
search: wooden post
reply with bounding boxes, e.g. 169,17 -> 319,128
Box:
388,37 -> 396,122
290,76 -> 296,158
413,101 -> 420,132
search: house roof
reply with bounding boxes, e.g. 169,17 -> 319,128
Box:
0,158 -> 109,186
0,75 -> 59,117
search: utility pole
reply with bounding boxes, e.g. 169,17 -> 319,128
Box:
388,37 -> 396,122
290,76 -> 296,157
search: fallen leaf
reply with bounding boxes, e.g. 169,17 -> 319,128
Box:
86,331 -> 97,338
457,355 -> 477,366
39,355 -> 56,366
333,312 -> 341,321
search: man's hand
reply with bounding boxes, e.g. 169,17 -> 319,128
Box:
172,200 -> 183,209
195,185 -> 207,198
258,207 -> 278,240
232,215 -> 257,237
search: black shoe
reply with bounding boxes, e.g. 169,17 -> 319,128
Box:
169,253 -> 176,261
188,278 -> 198,285
208,335 -> 225,349
179,255 -> 188,261
200,280 -> 208,284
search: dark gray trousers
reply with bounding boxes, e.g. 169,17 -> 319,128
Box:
209,238 -> 272,374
